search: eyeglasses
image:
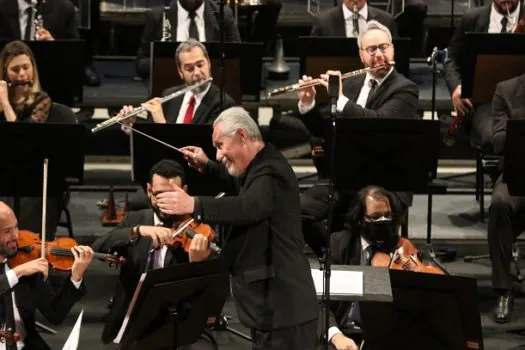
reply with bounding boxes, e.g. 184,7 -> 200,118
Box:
365,212 -> 393,221
362,43 -> 391,56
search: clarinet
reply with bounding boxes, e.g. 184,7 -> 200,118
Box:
160,6 -> 172,41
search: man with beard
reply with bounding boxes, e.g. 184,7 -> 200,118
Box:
91,159 -> 216,348
155,107 -> 319,350
120,39 -> 235,129
135,0 -> 241,79
444,0 -> 524,150
294,20 -> 419,259
0,201 -> 94,350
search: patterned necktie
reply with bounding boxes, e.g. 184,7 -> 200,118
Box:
365,79 -> 378,108
348,246 -> 374,326
188,11 -> 199,40
501,17 -> 508,33
183,95 -> 196,124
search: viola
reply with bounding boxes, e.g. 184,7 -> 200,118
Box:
9,230 -> 125,271
371,237 -> 445,275
167,216 -> 221,253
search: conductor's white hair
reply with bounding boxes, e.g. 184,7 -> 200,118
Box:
357,20 -> 392,50
214,107 -> 262,141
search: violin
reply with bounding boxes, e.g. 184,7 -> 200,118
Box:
167,216 -> 221,253
371,237 -> 445,275
9,230 -> 126,271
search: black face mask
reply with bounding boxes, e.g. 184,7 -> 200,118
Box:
362,219 -> 398,252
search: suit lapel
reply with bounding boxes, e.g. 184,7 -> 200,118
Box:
192,86 -> 215,124
204,1 -> 219,40
140,211 -> 155,272
343,75 -> 365,102
368,70 -> 397,108
478,6 -> 491,32
5,0 -> 21,39
334,6 -> 347,37
168,3 -> 178,41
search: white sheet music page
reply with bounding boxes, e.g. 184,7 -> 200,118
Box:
311,269 -> 363,296
61,310 -> 83,350
114,272 -> 147,344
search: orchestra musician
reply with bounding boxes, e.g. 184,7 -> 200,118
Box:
0,40 -> 51,122
91,159 -> 216,349
121,39 -> 235,129
443,0 -> 524,150
296,20 -> 418,258
0,201 -> 94,350
310,0 -> 399,37
135,0 -> 241,79
156,107 -> 319,349
487,72 -> 525,323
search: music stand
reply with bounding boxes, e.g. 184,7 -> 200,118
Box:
298,37 -> 411,103
322,118 -> 445,269
149,41 -> 264,103
360,270 -> 483,350
0,40 -> 85,106
115,258 -> 229,349
503,120 -> 525,196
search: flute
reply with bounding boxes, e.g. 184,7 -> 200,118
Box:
91,77 -> 213,133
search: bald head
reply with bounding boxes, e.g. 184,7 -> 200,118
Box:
0,202 -> 19,259
0,202 -> 15,226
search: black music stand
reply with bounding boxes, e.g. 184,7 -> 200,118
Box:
322,118 -> 446,270
149,41 -> 264,103
0,40 -> 85,106
504,120 -> 525,197
360,270 -> 483,350
116,259 -> 229,349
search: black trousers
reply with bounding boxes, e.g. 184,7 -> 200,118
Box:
488,175 -> 525,291
251,319 -> 318,350
468,103 -> 493,150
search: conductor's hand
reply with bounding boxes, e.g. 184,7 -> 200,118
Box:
451,85 -> 473,117
331,334 -> 358,350
189,233 -> 211,262
320,70 -> 343,98
141,98 -> 166,123
298,75 -> 316,108
13,257 -> 49,280
118,105 -> 137,127
156,184 -> 195,216
138,225 -> 173,249
181,146 -> 209,173
71,245 -> 94,282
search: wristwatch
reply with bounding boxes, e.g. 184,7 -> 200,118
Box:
130,225 -> 141,241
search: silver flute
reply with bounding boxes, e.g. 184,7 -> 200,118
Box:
91,77 -> 213,133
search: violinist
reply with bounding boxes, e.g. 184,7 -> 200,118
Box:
156,107 -> 319,350
0,201 -> 94,350
0,40 -> 51,123
91,159 -> 216,349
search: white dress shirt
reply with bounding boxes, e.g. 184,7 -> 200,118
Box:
17,0 -> 31,39
175,83 -> 211,124
488,2 -> 519,33
1,259 -> 82,350
176,0 -> 206,42
327,236 -> 370,343
342,3 -> 368,38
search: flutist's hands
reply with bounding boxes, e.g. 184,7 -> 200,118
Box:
141,98 -> 166,123
0,80 -> 9,107
181,146 -> 209,173
320,70 -> 343,98
157,183 -> 195,216
118,105 -> 137,127
298,75 -> 316,108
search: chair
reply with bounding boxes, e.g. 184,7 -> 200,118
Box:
47,103 -> 78,237
475,150 -> 500,222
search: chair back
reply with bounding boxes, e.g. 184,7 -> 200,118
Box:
47,103 -> 77,124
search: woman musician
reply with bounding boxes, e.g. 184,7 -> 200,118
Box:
0,41 -> 51,123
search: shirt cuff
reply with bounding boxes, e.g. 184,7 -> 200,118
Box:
328,326 -> 342,343
193,197 -> 203,222
298,100 -> 316,115
70,277 -> 82,289
336,95 -> 349,113
6,269 -> 18,288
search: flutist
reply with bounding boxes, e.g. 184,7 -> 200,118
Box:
295,21 -> 419,270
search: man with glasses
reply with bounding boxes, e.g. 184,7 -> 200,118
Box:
295,20 -> 418,259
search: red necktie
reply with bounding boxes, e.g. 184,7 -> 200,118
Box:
183,95 -> 196,124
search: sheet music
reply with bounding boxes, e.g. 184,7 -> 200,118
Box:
61,310 -> 83,350
311,269 -> 363,296
114,273 -> 147,344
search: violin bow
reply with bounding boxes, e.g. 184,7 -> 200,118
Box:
41,158 -> 48,258
171,192 -> 226,238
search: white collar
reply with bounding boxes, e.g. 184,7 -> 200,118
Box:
153,212 -> 162,226
364,66 -> 394,87
342,3 -> 368,21
490,2 -> 520,27
18,0 -> 31,15
360,236 -> 370,251
177,0 -> 205,21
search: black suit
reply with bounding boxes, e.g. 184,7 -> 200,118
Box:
194,143 -> 319,349
310,4 -> 398,37
443,5 -> 525,149
162,83 -> 236,124
0,269 -> 85,350
0,0 -> 78,40
488,73 -> 525,292
135,0 -> 241,79
297,69 -> 419,258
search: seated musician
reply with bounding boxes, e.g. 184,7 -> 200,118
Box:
443,0 -> 523,149
91,159 -> 216,348
135,0 -> 241,79
295,20 -> 418,258
0,40 -> 51,122
326,185 -> 403,350
0,201 -> 94,350
487,72 -> 525,323
121,39 -> 235,129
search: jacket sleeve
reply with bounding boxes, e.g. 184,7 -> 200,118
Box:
443,16 -> 466,93
91,212 -> 142,254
